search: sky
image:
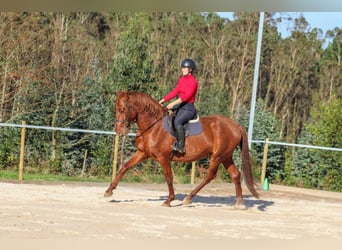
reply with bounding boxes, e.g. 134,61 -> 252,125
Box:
275,12 -> 342,37
217,12 -> 342,45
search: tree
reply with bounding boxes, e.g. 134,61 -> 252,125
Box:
261,14 -> 322,141
318,27 -> 342,102
308,95 -> 342,149
240,99 -> 285,183
291,96 -> 342,191
224,13 -> 259,117
110,13 -> 157,94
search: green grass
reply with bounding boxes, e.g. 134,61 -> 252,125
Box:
0,169 -> 192,184
0,168 -> 167,184
0,165 -> 233,184
0,169 -> 110,183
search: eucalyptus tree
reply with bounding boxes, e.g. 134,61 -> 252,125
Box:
318,27 -> 342,102
262,14 -> 322,141
109,13 -> 158,94
223,12 -> 260,117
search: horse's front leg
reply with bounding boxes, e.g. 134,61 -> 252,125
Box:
158,158 -> 175,207
104,151 -> 148,197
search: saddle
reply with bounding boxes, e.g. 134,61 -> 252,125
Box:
162,110 -> 203,138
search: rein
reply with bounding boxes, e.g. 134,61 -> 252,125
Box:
135,113 -> 166,137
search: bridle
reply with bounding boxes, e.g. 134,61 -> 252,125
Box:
115,100 -> 131,130
115,97 -> 168,136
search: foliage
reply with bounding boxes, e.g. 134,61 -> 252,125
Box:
307,96 -> 342,191
290,96 -> 342,191
0,127 -> 20,169
109,13 -> 158,93
240,99 -> 285,183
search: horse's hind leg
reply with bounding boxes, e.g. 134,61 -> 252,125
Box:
183,158 -> 220,205
222,158 -> 246,210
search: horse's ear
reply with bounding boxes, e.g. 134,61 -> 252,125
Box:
116,91 -> 130,102
116,91 -> 125,98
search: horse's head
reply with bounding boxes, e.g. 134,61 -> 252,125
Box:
114,91 -> 168,135
114,91 -> 136,135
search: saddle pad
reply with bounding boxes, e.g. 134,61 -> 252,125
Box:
162,115 -> 203,136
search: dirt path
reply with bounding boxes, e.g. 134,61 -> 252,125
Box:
0,181 -> 341,239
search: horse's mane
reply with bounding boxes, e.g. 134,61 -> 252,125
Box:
127,91 -> 167,119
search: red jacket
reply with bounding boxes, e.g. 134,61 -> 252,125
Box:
163,74 -> 198,103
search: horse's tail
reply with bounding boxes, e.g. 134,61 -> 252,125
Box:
239,125 -> 259,199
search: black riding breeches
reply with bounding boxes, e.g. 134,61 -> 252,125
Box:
174,103 -> 196,129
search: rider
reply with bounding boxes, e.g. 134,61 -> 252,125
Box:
159,58 -> 198,153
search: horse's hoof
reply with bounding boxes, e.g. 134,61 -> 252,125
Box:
234,203 -> 247,210
103,191 -> 113,198
162,201 -> 171,207
182,196 -> 192,205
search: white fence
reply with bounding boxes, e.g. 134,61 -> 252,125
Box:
1,122 -> 341,184
252,139 -> 342,152
1,123 -> 341,151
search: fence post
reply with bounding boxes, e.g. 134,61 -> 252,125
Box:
191,161 -> 196,184
18,121 -> 26,182
260,137 -> 269,185
81,149 -> 88,175
112,134 -> 120,180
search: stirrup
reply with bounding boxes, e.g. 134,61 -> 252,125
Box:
171,141 -> 185,153
177,146 -> 185,153
171,141 -> 178,151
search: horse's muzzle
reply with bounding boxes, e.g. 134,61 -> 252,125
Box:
114,124 -> 129,136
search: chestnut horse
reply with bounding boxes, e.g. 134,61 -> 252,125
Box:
104,91 -> 259,208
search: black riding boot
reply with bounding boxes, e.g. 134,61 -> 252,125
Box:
172,126 -> 185,153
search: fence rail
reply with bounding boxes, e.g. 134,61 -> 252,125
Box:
0,122 -> 133,136
1,122 -> 341,184
2,123 -> 341,152
252,140 -> 342,152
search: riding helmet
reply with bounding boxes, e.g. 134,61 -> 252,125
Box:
180,58 -> 196,70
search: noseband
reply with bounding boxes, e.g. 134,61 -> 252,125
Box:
115,100 -> 131,130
